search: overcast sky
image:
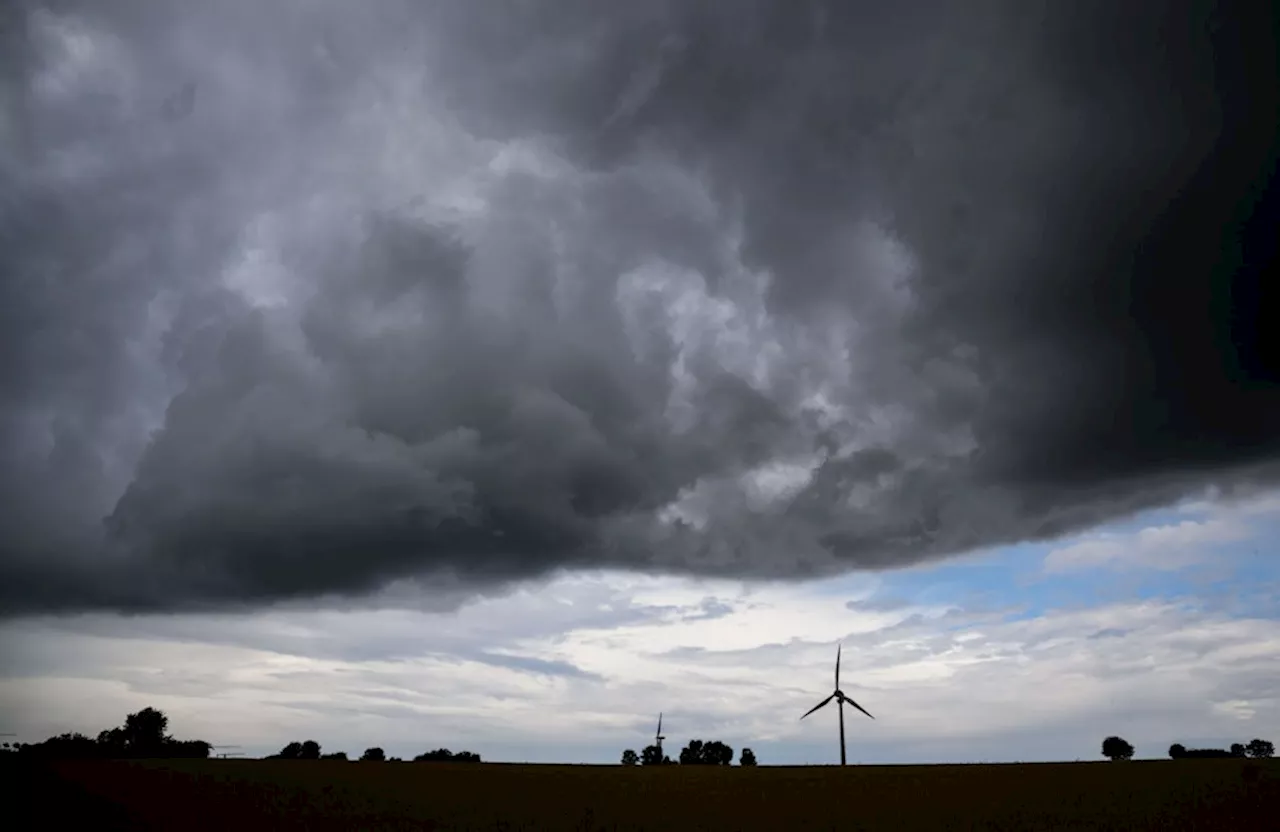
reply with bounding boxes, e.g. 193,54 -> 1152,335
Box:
1,1 -> 1276,763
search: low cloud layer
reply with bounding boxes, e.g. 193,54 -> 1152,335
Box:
2,0 -> 1278,615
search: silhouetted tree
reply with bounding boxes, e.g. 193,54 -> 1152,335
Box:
276,741 -> 304,759
321,751 -> 348,760
1246,739 -> 1274,759
413,748 -> 482,763
1230,743 -> 1247,758
679,739 -> 734,765
97,728 -> 126,756
1179,747 -> 1233,759
23,733 -> 101,759
739,748 -> 757,766
266,740 -> 322,760
361,747 -> 386,762
123,707 -> 170,755
620,749 -> 638,766
87,708 -> 173,758
705,741 -> 734,765
165,740 -> 211,759
1101,736 -> 1134,761
640,744 -> 667,766
1169,743 -> 1186,759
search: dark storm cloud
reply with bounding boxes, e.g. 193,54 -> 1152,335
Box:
1,0 -> 1277,616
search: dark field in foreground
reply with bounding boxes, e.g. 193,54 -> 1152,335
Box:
8,757 -> 1277,831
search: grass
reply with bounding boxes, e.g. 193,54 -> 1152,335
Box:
9,756 -> 1278,831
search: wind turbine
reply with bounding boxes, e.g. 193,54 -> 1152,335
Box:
655,713 -> 665,758
800,643 -> 874,765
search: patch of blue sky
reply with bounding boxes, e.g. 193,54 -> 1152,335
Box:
818,539 -> 1053,618
821,495 -> 1279,619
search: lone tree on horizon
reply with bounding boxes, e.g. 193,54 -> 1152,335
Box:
1246,738 -> 1274,758
620,749 -> 638,766
1169,743 -> 1186,759
739,748 -> 758,766
1102,736 -> 1134,761
123,707 -> 169,754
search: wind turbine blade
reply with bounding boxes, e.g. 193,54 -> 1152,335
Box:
835,643 -> 841,689
800,694 -> 834,720
843,695 -> 875,720
656,712 -> 662,736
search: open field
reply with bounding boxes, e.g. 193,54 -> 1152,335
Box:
9,757 -> 1277,831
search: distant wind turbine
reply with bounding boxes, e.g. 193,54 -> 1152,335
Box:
800,643 -> 874,765
655,713 -> 665,758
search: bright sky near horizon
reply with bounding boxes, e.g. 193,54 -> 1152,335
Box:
4,487 -> 1276,765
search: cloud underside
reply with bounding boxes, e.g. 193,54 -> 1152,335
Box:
1,0 -> 1278,615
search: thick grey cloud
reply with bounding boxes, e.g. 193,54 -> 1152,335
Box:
1,0 -> 1277,615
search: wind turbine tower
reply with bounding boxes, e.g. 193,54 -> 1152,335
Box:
800,643 -> 875,765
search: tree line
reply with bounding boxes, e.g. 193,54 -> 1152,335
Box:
1170,740 -> 1275,760
2,708 -> 210,760
620,739 -> 758,766
0,707 -> 482,763
1101,735 -> 1274,761
269,740 -> 481,763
